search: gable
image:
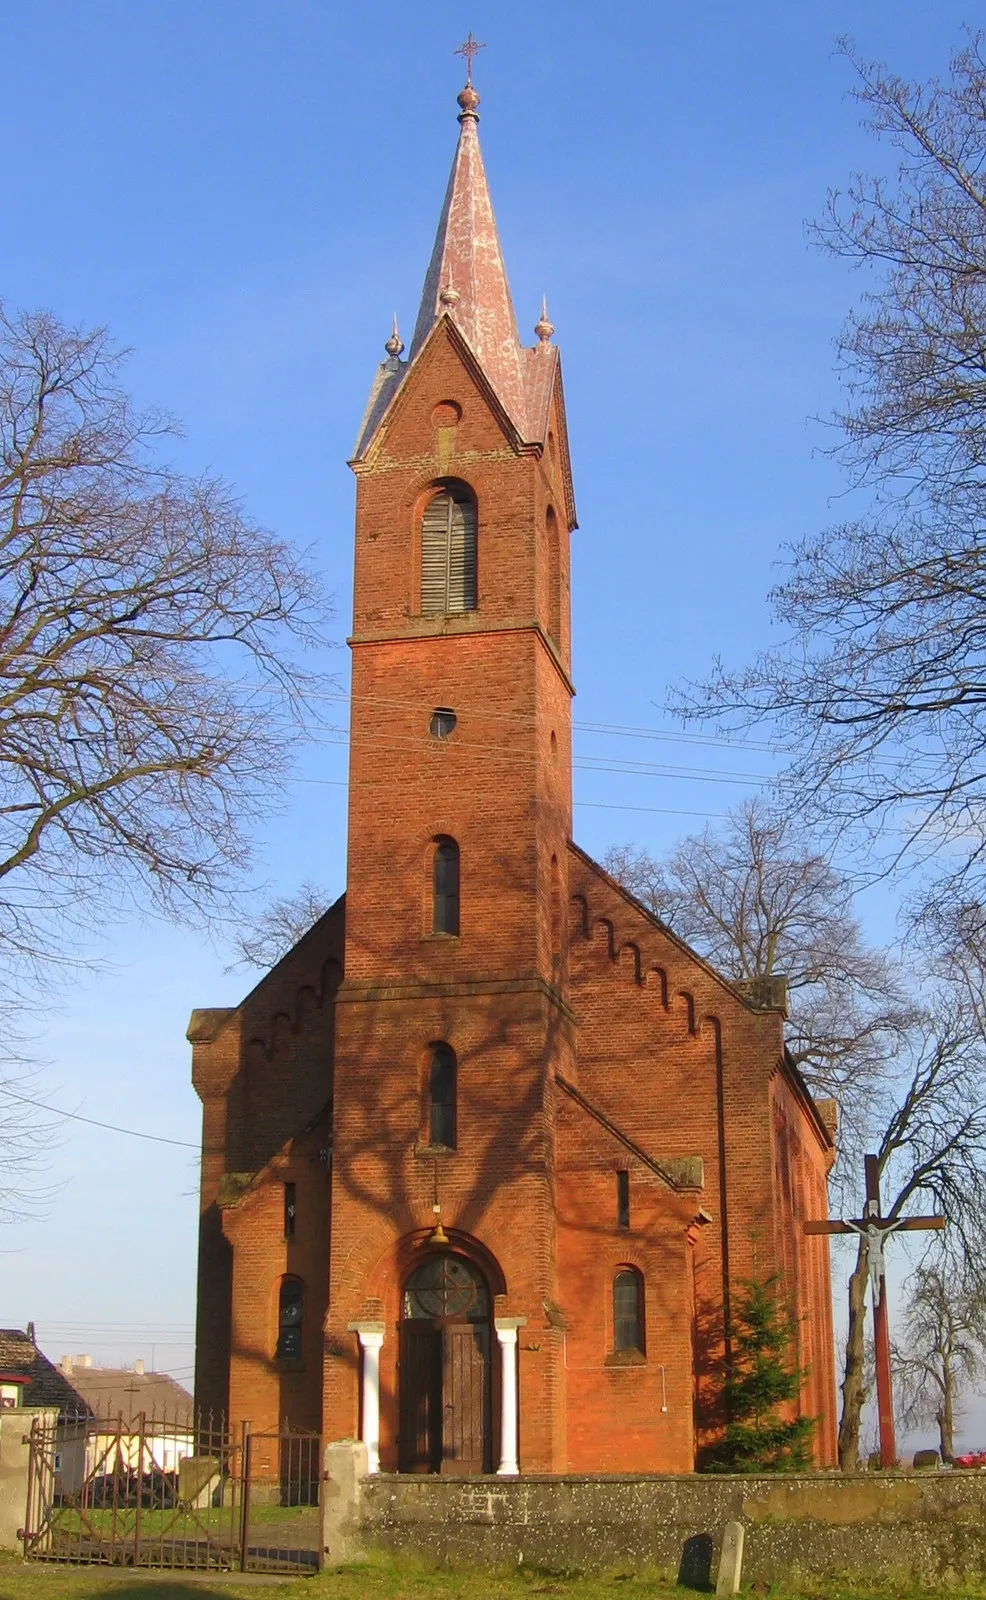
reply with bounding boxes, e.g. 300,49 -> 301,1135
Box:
354,316 -> 529,469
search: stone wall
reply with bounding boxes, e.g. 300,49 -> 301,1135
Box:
0,1408 -> 53,1553
354,1469 -> 986,1586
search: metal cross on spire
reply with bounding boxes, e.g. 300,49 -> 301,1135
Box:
454,32 -> 485,84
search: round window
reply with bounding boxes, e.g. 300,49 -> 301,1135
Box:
430,708 -> 457,739
403,1254 -> 489,1321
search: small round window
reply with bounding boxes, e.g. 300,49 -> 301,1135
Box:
430,708 -> 457,739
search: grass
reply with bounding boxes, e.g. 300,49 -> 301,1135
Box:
47,1505 -> 317,1539
5,1553 -> 986,1600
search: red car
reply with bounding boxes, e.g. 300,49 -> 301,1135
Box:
951,1451 -> 986,1469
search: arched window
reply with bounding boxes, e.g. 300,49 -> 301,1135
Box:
428,1044 -> 456,1147
613,1268 -> 644,1354
421,487 -> 477,614
546,505 -> 560,644
550,854 -> 561,957
276,1277 -> 303,1359
404,1254 -> 489,1321
433,837 -> 460,935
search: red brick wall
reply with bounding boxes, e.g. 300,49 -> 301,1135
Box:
191,901 -> 344,1423
564,849 -> 838,1468
191,316 -> 838,1472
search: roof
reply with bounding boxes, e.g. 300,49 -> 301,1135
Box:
0,1330 -> 91,1414
408,85 -> 531,437
352,82 -> 564,463
64,1366 -> 193,1425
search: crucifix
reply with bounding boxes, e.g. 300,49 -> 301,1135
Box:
454,32 -> 485,84
805,1154 -> 944,1468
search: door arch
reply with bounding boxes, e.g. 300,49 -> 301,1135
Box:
398,1252 -> 492,1474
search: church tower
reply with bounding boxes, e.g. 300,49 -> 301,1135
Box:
325,70 -> 579,1472
189,59 -> 838,1480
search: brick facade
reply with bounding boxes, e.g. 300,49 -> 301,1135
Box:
189,79 -> 837,1471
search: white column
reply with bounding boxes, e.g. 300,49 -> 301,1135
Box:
348,1322 -> 385,1474
494,1317 -> 525,1475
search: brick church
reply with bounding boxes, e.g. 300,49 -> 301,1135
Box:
189,68 -> 838,1475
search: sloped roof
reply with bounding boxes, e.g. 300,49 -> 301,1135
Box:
0,1329 -> 90,1414
352,83 -> 565,465
408,84 -> 530,437
65,1366 -> 193,1425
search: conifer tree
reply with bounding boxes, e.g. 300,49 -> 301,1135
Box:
702,1272 -> 815,1473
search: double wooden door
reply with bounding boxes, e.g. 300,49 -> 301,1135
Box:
398,1320 -> 491,1474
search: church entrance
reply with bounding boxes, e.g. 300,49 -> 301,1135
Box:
398,1252 -> 492,1474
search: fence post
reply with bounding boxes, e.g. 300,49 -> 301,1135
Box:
238,1421 -> 252,1574
133,1411 -> 147,1568
20,1414 -> 39,1557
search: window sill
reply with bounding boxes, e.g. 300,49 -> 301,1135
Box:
605,1349 -> 646,1367
414,1142 -> 457,1159
422,932 -> 460,942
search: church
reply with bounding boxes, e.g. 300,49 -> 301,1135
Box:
189,66 -> 838,1476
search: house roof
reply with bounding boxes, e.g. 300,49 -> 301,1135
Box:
0,1330 -> 193,1422
0,1329 -> 90,1414
63,1366 -> 193,1425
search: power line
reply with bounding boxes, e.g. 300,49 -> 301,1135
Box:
1,1086 -> 199,1149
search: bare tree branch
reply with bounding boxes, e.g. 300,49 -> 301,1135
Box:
228,881 -> 333,972
672,35 -> 986,903
0,302 -> 335,1215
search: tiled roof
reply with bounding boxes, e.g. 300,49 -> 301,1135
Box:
408,90 -> 530,439
0,1331 -> 193,1422
64,1367 -> 193,1425
0,1329 -> 91,1414
353,85 -> 562,463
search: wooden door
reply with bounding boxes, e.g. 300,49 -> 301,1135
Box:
398,1323 -> 442,1473
441,1323 -> 490,1474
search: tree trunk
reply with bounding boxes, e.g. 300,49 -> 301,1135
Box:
940,1365 -> 955,1463
838,1234 -> 870,1472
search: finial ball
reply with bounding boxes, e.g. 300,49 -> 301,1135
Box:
384,314 -> 404,358
534,296 -> 555,343
457,83 -> 480,116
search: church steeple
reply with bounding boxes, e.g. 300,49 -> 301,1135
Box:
408,75 -> 530,436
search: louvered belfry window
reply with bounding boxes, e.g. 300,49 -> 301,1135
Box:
421,487 -> 477,614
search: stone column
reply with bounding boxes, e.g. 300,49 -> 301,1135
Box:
348,1322 -> 385,1474
494,1317 -> 526,1475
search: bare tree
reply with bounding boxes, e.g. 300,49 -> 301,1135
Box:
674,36 -> 986,903
604,800 -> 911,1148
895,1261 -> 986,1461
229,880 -> 333,971
0,302 -> 333,1207
605,806 -> 986,1469
836,1013 -> 986,1470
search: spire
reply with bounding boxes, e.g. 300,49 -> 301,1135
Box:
384,314 -> 404,358
409,61 -> 529,434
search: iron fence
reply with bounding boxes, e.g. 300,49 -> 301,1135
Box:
23,1409 -> 321,1573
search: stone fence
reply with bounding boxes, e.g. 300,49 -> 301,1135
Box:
0,1408 -> 53,1553
322,1440 -> 986,1587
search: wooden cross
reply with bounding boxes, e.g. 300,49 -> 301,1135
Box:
805,1154 -> 944,1468
454,32 -> 485,84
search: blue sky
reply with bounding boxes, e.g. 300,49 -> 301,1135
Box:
1,0 -> 975,1440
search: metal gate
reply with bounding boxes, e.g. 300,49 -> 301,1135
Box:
23,1410 -> 321,1573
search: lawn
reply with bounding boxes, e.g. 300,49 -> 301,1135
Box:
4,1555 -> 986,1600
